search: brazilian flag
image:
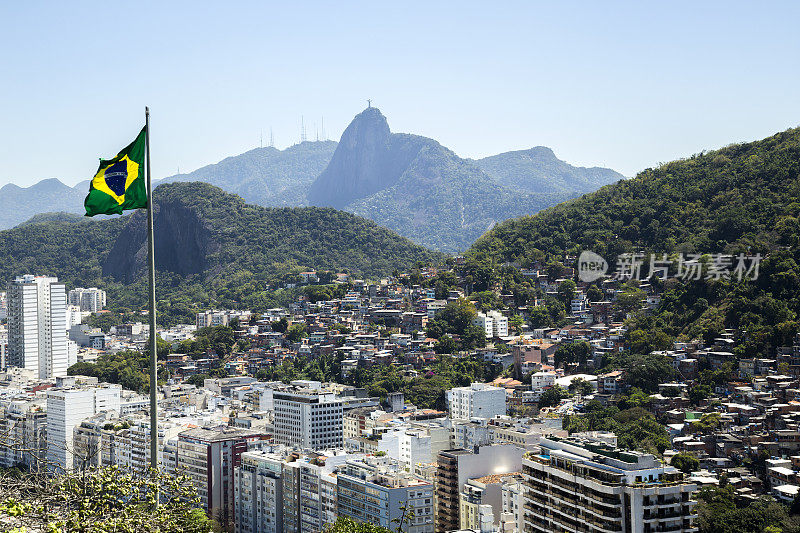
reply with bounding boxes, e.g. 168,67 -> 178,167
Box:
84,126 -> 148,216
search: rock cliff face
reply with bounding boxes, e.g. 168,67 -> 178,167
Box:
306,107 -> 579,251
102,196 -> 215,283
306,107 -> 431,208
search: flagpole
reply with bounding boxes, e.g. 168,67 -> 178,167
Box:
145,106 -> 159,471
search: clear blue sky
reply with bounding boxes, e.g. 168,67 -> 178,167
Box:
1,1 -> 799,187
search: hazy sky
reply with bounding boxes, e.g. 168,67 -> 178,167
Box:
1,1 -> 799,188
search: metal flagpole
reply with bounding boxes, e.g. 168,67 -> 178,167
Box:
145,106 -> 159,471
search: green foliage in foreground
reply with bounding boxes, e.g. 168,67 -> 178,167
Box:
0,466 -> 212,532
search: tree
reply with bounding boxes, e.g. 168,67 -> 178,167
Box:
0,466 -> 213,532
568,377 -> 594,396
587,285 -> 603,302
554,341 -> 591,369
539,385 -> 569,408
286,323 -> 307,343
323,516 -> 391,533
271,317 -> 288,333
623,353 -> 676,393
689,384 -> 712,405
671,452 -> 699,474
528,306 -> 551,329
558,279 -> 577,307
509,314 -> 524,335
434,335 -> 457,354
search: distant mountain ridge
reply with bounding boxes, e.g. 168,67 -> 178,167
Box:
0,179 -> 86,230
161,140 -> 337,206
0,109 -> 624,245
473,146 -> 624,194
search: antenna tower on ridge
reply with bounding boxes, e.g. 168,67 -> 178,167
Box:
300,116 -> 307,143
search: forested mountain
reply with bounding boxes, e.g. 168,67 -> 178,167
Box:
0,182 -> 443,323
307,107 -> 580,252
468,127 -> 800,357
0,110 -> 623,245
473,146 -> 624,194
0,179 -> 86,229
161,140 -> 337,206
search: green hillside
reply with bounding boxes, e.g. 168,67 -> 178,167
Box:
469,128 -> 800,357
0,182 -> 444,324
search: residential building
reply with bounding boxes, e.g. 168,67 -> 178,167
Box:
460,472 -> 522,531
273,389 -> 344,449
521,437 -> 698,533
337,456 -> 435,532
46,379 -> 121,472
0,397 -> 47,469
7,275 -> 69,379
281,451 -> 352,533
172,426 -> 265,526
67,287 -> 106,313
487,310 -> 509,338
435,445 -> 524,533
234,449 -> 285,533
197,309 -> 252,329
474,313 -> 494,338
446,383 -> 506,421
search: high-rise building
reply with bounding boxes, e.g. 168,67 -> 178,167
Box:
273,389 -> 344,450
171,426 -> 265,527
7,275 -> 69,379
67,287 -> 106,313
446,383 -> 507,421
521,437 -> 698,533
234,449 -> 285,533
435,445 -> 524,533
281,451 -> 347,533
337,456 -> 435,533
46,378 -> 121,472
459,472 -> 522,531
0,397 -> 47,470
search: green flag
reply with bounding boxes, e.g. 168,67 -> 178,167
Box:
84,126 -> 148,216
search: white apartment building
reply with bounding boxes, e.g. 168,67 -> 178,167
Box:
487,310 -> 509,337
446,382 -> 507,421
67,287 -> 107,313
0,291 -> 6,320
273,389 -> 344,449
7,275 -> 70,379
46,380 -> 121,472
474,311 -> 509,339
281,451 -> 352,533
196,309 -> 252,329
521,437 -> 698,533
473,313 -> 494,338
